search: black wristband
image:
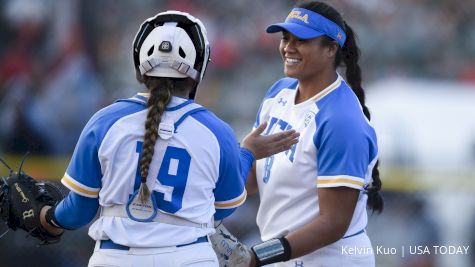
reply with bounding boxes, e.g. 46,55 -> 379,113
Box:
251,237 -> 292,266
44,206 -> 63,229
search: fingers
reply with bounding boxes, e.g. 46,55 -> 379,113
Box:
267,130 -> 299,144
280,132 -> 300,146
247,123 -> 300,158
265,131 -> 300,154
266,129 -> 296,142
251,122 -> 268,136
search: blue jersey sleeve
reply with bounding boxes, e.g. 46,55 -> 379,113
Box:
61,116 -> 103,198
239,147 -> 255,180
61,102 -> 145,198
54,191 -> 99,230
214,147 -> 255,220
314,112 -> 377,190
190,111 -> 250,220
213,126 -> 247,220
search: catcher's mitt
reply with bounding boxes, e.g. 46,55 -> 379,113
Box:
0,164 -> 65,245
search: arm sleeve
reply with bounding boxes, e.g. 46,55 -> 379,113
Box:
239,147 -> 255,181
61,118 -> 102,198
54,191 -> 99,230
213,127 -> 247,220
313,115 -> 373,190
214,147 -> 255,220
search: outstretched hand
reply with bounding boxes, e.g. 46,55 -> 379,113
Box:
241,122 -> 299,160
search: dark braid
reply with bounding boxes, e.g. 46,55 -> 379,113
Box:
340,22 -> 383,213
342,22 -> 371,120
298,1 -> 384,213
341,22 -> 370,120
138,77 -> 172,202
136,76 -> 195,203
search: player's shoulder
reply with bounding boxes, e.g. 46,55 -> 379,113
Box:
264,77 -> 298,100
316,79 -> 360,117
315,79 -> 372,132
96,98 -> 144,117
84,97 -> 146,136
190,109 -> 237,142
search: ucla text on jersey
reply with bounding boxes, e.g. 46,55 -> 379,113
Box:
254,75 -> 378,241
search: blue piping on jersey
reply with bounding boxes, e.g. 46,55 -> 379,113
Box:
118,95 -> 195,112
174,107 -> 206,130
135,94 -> 148,103
117,94 -> 148,105
166,99 -> 194,111
343,229 -> 365,239
116,98 -> 147,106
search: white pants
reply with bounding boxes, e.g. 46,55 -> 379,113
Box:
88,240 -> 218,267
274,232 -> 375,267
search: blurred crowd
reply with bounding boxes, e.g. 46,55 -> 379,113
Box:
0,0 -> 474,155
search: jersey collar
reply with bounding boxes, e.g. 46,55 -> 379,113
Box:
125,93 -> 194,111
308,74 -> 342,102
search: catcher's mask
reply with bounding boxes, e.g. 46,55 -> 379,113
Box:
133,11 -> 211,99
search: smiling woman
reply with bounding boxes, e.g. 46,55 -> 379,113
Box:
279,31 -> 336,102
245,1 -> 383,267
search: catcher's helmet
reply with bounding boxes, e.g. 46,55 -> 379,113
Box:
133,11 -> 210,99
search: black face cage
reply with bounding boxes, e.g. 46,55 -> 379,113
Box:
133,14 -> 208,84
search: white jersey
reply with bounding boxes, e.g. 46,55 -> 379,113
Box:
61,94 -> 246,247
255,75 -> 378,241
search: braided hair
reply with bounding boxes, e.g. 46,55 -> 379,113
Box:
298,1 -> 384,213
136,75 -> 195,202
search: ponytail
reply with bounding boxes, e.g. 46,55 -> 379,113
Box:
341,22 -> 383,213
138,78 -> 172,203
297,1 -> 383,213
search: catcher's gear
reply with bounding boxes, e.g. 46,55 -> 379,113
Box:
0,169 -> 65,244
132,10 -> 211,99
210,222 -> 252,267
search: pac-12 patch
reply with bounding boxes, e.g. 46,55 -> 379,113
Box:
304,111 -> 315,127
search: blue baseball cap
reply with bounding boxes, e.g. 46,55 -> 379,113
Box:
266,8 -> 347,47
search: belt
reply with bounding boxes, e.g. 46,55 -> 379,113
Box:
100,205 -> 212,229
100,236 -> 209,251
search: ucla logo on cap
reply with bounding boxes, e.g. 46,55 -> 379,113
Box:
267,8 -> 347,47
287,10 -> 309,24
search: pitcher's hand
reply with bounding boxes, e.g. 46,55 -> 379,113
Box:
241,122 -> 299,160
